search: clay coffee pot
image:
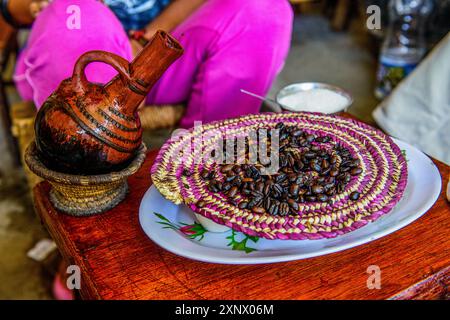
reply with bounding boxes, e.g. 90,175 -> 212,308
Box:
35,30 -> 183,174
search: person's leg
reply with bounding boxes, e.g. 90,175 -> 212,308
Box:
14,0 -> 132,108
146,0 -> 293,128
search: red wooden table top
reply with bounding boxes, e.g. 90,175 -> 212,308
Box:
33,135 -> 450,300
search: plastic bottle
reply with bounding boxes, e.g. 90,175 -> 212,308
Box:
375,0 -> 433,99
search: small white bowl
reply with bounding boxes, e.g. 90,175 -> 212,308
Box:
194,213 -> 230,233
276,82 -> 353,114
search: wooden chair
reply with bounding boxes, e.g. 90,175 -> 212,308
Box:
0,30 -> 20,164
10,101 -> 41,189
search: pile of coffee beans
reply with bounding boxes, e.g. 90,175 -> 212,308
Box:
196,122 -> 363,216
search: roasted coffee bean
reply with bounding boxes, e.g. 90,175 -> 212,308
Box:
349,191 -> 360,201
324,182 -> 335,190
305,195 -> 317,202
315,136 -> 324,143
250,166 -> 261,179
280,156 -> 289,168
289,184 -> 299,197
280,140 -> 290,150
272,183 -> 283,197
341,160 -> 353,168
298,138 -> 309,147
201,169 -> 210,180
329,168 -> 339,177
317,194 -> 329,202
255,181 -> 265,193
250,197 -> 263,207
247,199 -> 257,208
263,182 -> 271,195
298,188 -> 307,196
292,130 -> 304,137
238,201 -> 248,209
293,162 -> 304,173
344,173 -> 351,183
233,166 -> 242,174
229,197 -> 239,206
220,164 -> 234,173
321,167 -> 331,176
288,173 -> 297,182
316,136 -> 331,143
311,145 -> 321,152
231,177 -> 242,186
350,167 -> 363,176
306,134 -> 315,142
287,198 -> 299,211
304,152 -> 316,159
226,170 -> 236,177
312,184 -> 324,194
280,132 -> 289,141
269,203 -> 279,216
251,190 -> 264,198
242,177 -> 254,183
222,183 -> 232,192
275,122 -> 285,130
325,176 -> 335,184
208,183 -> 219,193
311,162 -> 322,172
279,202 -> 289,216
281,167 -> 292,174
287,154 -> 295,167
228,186 -> 238,197
321,159 -> 330,169
318,150 -> 328,158
263,197 -> 272,210
197,200 -> 205,208
276,173 -> 287,183
295,175 -> 305,185
330,155 -> 339,164
242,188 -> 252,195
252,206 -> 266,214
351,159 -> 361,167
273,183 -> 283,192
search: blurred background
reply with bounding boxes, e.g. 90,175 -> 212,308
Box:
0,0 -> 449,299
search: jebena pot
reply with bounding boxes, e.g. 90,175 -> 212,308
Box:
34,30 -> 183,175
25,142 -> 147,216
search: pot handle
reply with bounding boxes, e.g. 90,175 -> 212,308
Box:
72,50 -> 132,92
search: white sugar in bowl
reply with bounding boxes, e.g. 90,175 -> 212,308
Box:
277,82 -> 353,114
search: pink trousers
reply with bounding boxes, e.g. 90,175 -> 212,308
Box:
15,0 -> 293,128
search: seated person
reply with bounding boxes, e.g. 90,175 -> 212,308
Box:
3,0 -> 293,128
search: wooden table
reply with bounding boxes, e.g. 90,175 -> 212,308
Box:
33,126 -> 450,300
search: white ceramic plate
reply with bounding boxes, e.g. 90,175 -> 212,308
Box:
139,139 -> 441,264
